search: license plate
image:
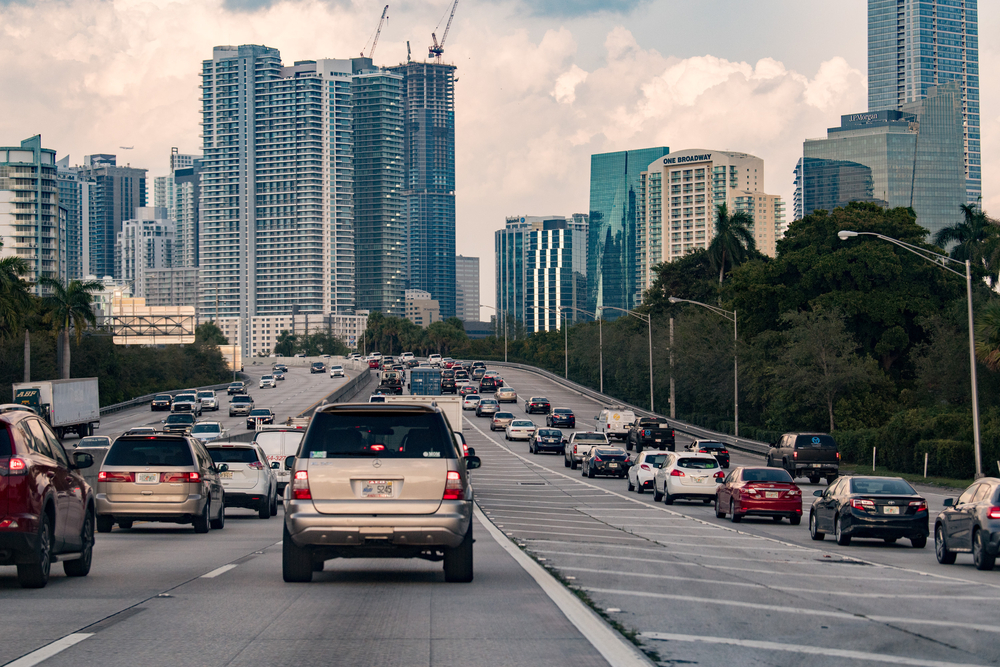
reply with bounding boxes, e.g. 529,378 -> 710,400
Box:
811,464 -> 822,468
655,439 -> 662,442
609,463 -> 618,468
220,471 -> 233,479
765,491 -> 779,499
136,472 -> 159,484
883,506 -> 900,515
362,480 -> 393,498
692,477 -> 705,484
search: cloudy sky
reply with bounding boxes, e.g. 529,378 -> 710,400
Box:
1,0 -> 995,318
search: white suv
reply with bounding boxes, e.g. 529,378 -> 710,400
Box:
259,375 -> 277,389
652,452 -> 724,505
428,354 -> 443,367
207,442 -> 278,519
197,390 -> 219,411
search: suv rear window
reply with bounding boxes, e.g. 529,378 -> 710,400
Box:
105,439 -> 194,467
208,447 -> 258,464
677,457 -> 719,469
794,435 -> 838,449
0,427 -> 11,457
165,414 -> 195,423
302,411 -> 456,459
697,442 -> 725,450
742,468 -> 793,483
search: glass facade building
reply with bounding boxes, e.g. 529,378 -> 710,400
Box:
588,147 -> 669,318
795,84 -> 965,236
496,215 -> 588,334
868,0 -> 980,204
455,255 -> 480,322
74,154 -> 146,279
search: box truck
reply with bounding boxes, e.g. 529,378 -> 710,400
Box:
12,377 -> 101,439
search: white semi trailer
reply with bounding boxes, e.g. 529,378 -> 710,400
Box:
12,377 -> 101,439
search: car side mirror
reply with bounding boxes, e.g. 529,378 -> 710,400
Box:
465,456 -> 482,470
284,456 -> 296,470
594,416 -> 599,420
72,452 -> 94,470
465,447 -> 476,457
562,438 -> 568,444
813,490 -> 823,497
271,461 -> 280,469
943,497 -> 954,507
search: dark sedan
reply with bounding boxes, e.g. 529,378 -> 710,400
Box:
546,408 -> 575,428
529,429 -> 565,455
459,384 -> 479,397
150,394 -> 172,411
687,440 -> 730,468
524,397 -> 551,414
246,408 -> 275,429
582,447 -> 630,478
935,477 -> 1000,570
809,476 -> 928,548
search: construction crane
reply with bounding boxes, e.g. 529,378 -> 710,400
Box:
361,5 -> 389,59
428,0 -> 458,61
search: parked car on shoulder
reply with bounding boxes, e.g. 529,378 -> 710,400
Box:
207,442 -> 277,519
150,394 -> 172,411
685,440 -> 730,468
627,451 -> 669,493
935,477 -> 1000,570
627,416 -> 674,452
491,412 -> 515,432
0,405 -> 96,587
524,397 -> 551,414
529,428 -> 565,455
716,467 -> 802,524
546,407 -> 575,429
767,432 -> 839,484
652,452 -> 724,505
563,432 -> 609,470
505,419 -> 536,441
229,395 -> 254,417
809,476 -> 928,548
227,382 -> 247,395
581,446 -> 630,478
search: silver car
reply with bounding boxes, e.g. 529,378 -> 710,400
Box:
207,443 -> 277,519
191,421 -> 227,443
197,390 -> 219,411
282,404 -> 481,583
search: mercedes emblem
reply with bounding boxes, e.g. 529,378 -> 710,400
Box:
372,459 -> 382,468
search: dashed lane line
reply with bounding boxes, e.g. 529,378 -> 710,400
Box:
4,634 -> 94,667
201,564 -> 239,578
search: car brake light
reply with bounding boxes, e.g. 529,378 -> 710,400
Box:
573,445 -> 578,454
988,507 -> 1000,520
909,500 -> 928,512
247,461 -> 265,470
851,499 -> 876,511
370,444 -> 385,452
640,464 -> 651,471
98,471 -> 135,482
593,456 -> 602,463
670,469 -> 685,477
793,451 -> 797,459
7,458 -> 27,475
788,488 -> 801,496
720,450 -> 728,454
292,470 -> 311,500
837,451 -> 841,460
714,471 -> 724,479
443,470 -> 464,500
162,471 -> 200,483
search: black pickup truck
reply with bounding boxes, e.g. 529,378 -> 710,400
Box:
766,432 -> 839,484
626,417 -> 676,453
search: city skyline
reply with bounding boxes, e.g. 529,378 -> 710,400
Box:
0,0 -> 996,319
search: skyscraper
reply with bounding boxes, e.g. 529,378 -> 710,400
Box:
75,154 -> 147,279
588,147 -> 669,317
154,148 -> 201,269
388,61 -> 457,318
455,255 -> 480,322
56,156 -> 93,281
352,57 -> 405,316
115,207 -> 174,299
868,0 -> 980,204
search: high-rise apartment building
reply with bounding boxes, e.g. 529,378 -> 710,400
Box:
455,255 -> 480,322
0,136 -> 65,290
868,0 -> 980,204
154,148 -> 202,269
199,46 -> 355,356
496,215 -> 588,334
115,207 -> 174,299
388,61 -> 457,318
75,154 -> 146,279
637,149 -> 783,291
794,84 -> 965,237
55,156 -> 93,281
589,147 -> 670,318
352,58 -> 405,316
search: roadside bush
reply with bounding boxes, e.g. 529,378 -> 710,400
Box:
912,440 -> 975,479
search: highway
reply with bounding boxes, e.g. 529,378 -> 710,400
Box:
3,361 -> 998,667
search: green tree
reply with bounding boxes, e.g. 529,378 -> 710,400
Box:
38,277 -> 103,379
0,256 -> 33,338
643,248 -> 719,317
707,203 -> 757,284
974,300 -> 1000,372
274,330 -> 297,357
933,204 -> 1000,284
195,322 -> 228,346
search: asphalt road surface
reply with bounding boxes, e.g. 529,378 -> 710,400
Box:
466,366 -> 1000,667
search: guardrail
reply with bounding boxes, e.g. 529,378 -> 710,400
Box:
98,376 -> 250,416
294,368 -> 376,418
489,361 -> 771,457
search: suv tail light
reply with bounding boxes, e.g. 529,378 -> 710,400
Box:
640,464 -> 651,471
292,470 -> 311,500
161,471 -> 200,483
988,507 -> 1000,520
669,469 -> 685,477
793,451 -> 798,459
714,471 -> 725,479
98,471 -> 135,482
443,470 -> 465,500
5,457 -> 27,476
851,499 -> 876,512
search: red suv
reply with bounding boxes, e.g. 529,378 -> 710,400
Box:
0,405 -> 96,588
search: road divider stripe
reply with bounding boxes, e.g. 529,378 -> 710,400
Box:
639,632 -> 988,667
5,633 -> 93,667
201,564 -> 238,578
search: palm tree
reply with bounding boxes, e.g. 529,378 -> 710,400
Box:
0,256 -> 33,338
707,203 -> 756,284
974,300 -> 1000,372
933,203 -> 1000,284
38,277 -> 104,379
274,330 -> 297,357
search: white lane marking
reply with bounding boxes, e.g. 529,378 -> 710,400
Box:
640,632 -> 987,667
201,564 -> 238,579
697,562 -> 956,584
474,505 -> 654,667
560,566 -> 997,599
494,522 -> 631,533
535,547 -> 851,565
466,419 -> 1000,589
586,587 -> 1000,634
5,633 -> 94,667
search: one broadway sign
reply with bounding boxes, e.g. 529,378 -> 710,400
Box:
663,153 -> 712,165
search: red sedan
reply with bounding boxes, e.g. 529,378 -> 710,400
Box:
716,466 -> 803,525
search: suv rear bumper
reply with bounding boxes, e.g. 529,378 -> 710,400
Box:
284,499 -> 471,550
96,494 -> 205,520
793,465 -> 838,476
225,491 -> 269,509
0,514 -> 41,561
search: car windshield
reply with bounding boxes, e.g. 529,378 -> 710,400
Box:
197,392 -> 214,399
332,366 -> 343,370
554,409 -> 572,414
78,436 -> 110,448
531,397 -> 548,402
175,395 -> 195,401
232,396 -> 252,403
466,395 -> 480,400
154,395 -> 171,400
742,468 -> 793,483
249,409 -> 270,417
495,413 -> 514,419
229,383 -> 242,388
480,400 -> 497,406
677,457 -> 719,469
262,376 -> 273,380
850,478 -> 916,495
192,424 -> 222,434
302,411 -> 456,459
697,442 -> 725,450
512,421 -> 534,427
165,414 -> 195,424
208,447 -> 258,464
595,448 -> 624,456
645,454 -> 667,467
105,439 -> 193,467
640,418 -> 667,425
538,429 -> 561,437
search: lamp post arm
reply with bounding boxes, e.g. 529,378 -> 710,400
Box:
855,232 -> 966,278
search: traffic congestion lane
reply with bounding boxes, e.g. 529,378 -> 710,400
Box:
469,366 -> 1000,666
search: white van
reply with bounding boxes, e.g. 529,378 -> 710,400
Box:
595,407 -> 637,441
253,427 -> 306,493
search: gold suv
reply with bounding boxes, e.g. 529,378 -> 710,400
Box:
282,404 -> 481,583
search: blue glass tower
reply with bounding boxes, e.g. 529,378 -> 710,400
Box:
868,0 -> 980,205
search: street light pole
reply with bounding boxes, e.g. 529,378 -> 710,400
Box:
838,230 -> 983,478
668,297 -> 738,436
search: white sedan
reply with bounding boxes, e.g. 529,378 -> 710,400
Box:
462,394 -> 481,410
652,452 -> 724,505
330,365 -> 345,378
627,451 -> 668,494
505,419 -> 536,441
